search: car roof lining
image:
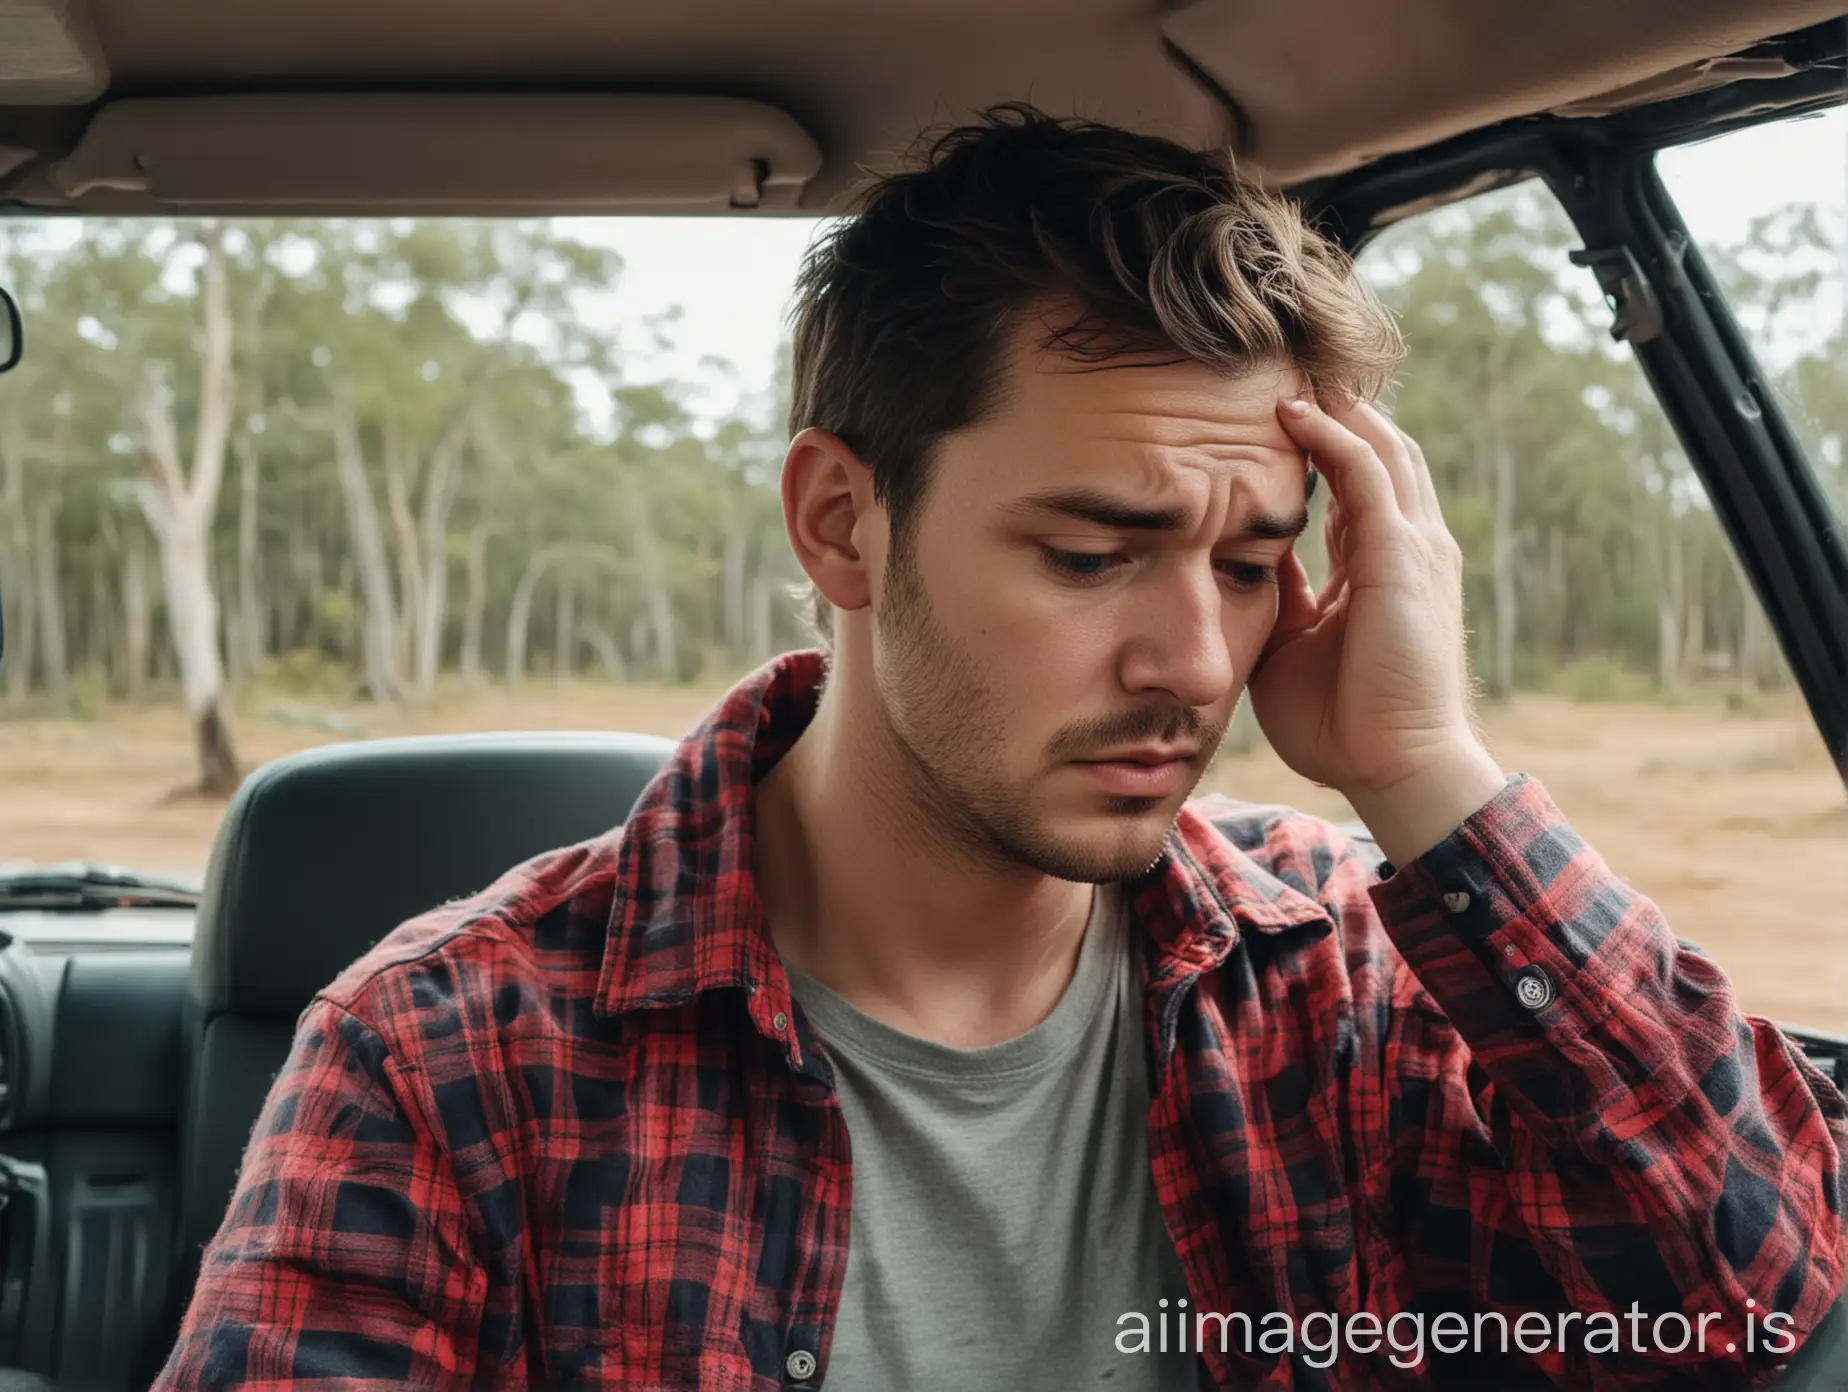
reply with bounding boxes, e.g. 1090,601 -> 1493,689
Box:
0,0 -> 1842,215
45,94 -> 827,215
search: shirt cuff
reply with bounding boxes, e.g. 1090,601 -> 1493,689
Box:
1367,773 -> 1670,1093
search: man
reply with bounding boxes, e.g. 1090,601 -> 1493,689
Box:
157,107 -> 1845,1390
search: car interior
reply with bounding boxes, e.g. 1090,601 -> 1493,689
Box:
0,0 -> 1846,1387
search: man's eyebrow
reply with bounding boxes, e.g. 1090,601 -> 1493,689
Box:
1002,487 -> 1189,531
1003,487 -> 1310,541
1237,508 -> 1312,542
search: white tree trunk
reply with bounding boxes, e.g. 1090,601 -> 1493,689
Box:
749,572 -> 773,664
625,479 -> 678,680
383,431 -> 423,679
159,506 -> 224,720
235,433 -> 264,680
132,222 -> 241,793
460,526 -> 490,686
411,422 -> 468,696
29,493 -> 67,701
332,391 -> 402,702
505,543 -> 624,685
1658,520 -> 1684,693
1544,528 -> 1566,653
123,530 -> 150,702
553,579 -> 575,683
2,412 -> 33,704
722,514 -> 748,657
505,545 -> 565,687
137,484 -> 239,788
583,621 -> 626,679
1682,547 -> 1705,684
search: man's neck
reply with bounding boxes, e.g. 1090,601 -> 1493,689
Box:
752,685 -> 1095,1050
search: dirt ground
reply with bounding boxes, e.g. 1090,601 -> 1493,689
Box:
1,678 -> 1842,1033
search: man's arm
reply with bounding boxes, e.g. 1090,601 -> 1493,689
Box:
1361,772 -> 1847,1383
153,997 -> 492,1389
1253,391 -> 1845,1381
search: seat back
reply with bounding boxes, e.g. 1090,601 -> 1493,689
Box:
169,731 -> 675,1338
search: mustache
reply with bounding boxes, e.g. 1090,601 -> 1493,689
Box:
1046,705 -> 1224,762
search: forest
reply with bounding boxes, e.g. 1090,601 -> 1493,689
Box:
0,180 -> 1841,794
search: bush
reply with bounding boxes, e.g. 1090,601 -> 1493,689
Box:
64,666 -> 109,721
1547,654 -> 1655,703
256,648 -> 360,698
307,590 -> 359,658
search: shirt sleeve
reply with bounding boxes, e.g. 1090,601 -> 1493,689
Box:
1365,772 -> 1848,1385
150,997 -> 491,1390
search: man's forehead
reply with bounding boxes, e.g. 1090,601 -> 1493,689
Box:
978,421 -> 1311,541
933,328 -> 1314,515
991,366 -> 1307,483
1002,341 -> 1307,444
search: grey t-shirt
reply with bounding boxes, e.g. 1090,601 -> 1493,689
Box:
784,887 -> 1201,1392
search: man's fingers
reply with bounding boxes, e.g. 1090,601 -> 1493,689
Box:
1393,418 -> 1445,520
1272,549 -> 1318,638
1316,553 -> 1348,612
1278,398 -> 1400,536
1338,401 -> 1423,519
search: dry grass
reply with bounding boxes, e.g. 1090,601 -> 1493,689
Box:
2,677 -> 1842,1032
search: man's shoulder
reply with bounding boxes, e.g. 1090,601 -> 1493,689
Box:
1180,793 -> 1410,1009
312,828 -> 630,1047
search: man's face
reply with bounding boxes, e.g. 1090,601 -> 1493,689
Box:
868,329 -> 1311,883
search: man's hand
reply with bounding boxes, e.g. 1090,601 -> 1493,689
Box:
1249,395 -> 1506,866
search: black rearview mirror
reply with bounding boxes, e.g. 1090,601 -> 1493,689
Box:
0,286 -> 19,373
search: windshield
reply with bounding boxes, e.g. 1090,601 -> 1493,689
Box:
0,198 -> 1841,1030
0,215 -> 823,883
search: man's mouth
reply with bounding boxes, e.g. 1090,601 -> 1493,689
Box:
1070,747 -> 1199,798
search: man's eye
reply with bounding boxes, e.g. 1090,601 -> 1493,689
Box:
1221,561 -> 1279,590
1041,547 -> 1122,580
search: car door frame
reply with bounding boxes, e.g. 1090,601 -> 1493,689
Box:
1290,15 -> 1848,793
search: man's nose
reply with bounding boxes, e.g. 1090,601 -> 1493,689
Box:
1117,563 -> 1238,710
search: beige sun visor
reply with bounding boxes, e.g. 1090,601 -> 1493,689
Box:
1164,0 -> 1848,180
49,93 -> 824,215
0,0 -> 106,103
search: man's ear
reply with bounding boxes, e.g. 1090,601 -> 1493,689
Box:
781,427 -> 880,616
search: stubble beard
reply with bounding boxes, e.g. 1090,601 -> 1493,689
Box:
872,542 -> 1217,884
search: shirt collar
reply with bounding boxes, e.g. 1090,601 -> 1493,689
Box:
595,650 -> 1329,1034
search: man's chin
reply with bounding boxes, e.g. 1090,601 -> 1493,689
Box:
1011,803 -> 1181,884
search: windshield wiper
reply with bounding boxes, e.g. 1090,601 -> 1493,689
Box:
0,862 -> 202,912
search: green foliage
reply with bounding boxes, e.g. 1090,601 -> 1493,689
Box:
258,648 -> 361,699
1546,654 -> 1656,703
1360,178 -> 1817,695
64,665 -> 109,721
307,590 -> 359,657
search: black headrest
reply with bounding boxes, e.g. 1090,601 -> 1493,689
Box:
190,730 -> 677,1021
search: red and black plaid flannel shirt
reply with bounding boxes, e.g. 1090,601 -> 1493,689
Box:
154,650 -> 1847,1389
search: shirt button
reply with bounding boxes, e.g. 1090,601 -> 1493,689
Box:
1442,890 -> 1472,914
785,1348 -> 818,1382
772,1011 -> 790,1034
1515,966 -> 1555,1011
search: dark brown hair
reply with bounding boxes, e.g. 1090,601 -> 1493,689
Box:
786,103 -> 1404,641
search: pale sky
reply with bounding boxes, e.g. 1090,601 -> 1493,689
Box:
560,215 -> 823,431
